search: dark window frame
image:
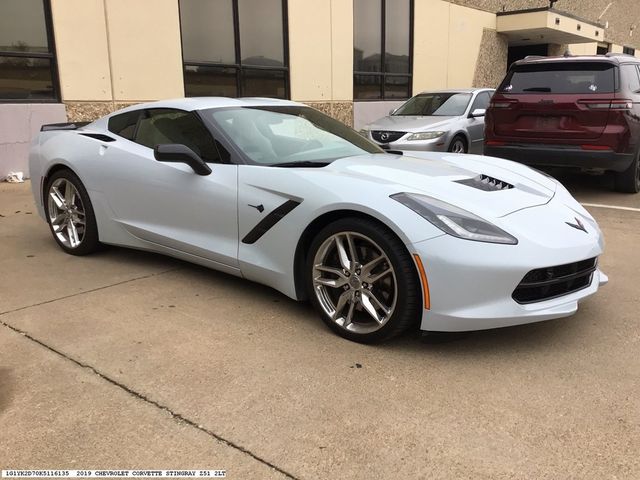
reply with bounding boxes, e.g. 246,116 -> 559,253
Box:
179,0 -> 290,99
623,46 -> 636,56
353,0 -> 414,101
0,0 -> 60,103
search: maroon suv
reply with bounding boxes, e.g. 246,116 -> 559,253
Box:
485,54 -> 640,193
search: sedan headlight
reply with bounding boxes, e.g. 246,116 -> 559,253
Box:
391,193 -> 518,245
359,128 -> 369,137
407,131 -> 446,141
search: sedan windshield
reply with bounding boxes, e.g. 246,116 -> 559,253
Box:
204,106 -> 383,165
393,92 -> 472,116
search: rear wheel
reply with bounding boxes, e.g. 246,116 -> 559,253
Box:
306,217 -> 421,343
614,153 -> 640,193
44,169 -> 100,255
448,135 -> 467,154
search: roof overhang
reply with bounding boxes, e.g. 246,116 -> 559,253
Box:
497,8 -> 604,46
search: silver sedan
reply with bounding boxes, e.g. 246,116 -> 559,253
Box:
361,88 -> 495,154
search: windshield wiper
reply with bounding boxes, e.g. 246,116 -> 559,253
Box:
270,161 -> 331,168
523,87 -> 551,92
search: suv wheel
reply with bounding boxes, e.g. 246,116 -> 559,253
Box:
614,153 -> 640,193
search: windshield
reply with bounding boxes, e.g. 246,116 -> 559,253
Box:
204,106 -> 383,165
393,92 -> 472,116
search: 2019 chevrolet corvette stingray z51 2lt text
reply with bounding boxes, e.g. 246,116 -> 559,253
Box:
29,98 -> 607,343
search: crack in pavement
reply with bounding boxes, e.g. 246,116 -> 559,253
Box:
0,268 -> 182,317
0,282 -> 300,480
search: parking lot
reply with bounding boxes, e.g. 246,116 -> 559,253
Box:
1,177 -> 638,479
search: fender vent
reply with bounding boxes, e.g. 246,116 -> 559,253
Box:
80,133 -> 116,142
456,174 -> 514,191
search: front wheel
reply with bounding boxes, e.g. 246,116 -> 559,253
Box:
448,135 -> 468,154
614,153 -> 640,193
306,218 -> 421,343
44,169 -> 100,255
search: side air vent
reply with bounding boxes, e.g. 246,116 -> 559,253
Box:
80,133 -> 116,142
456,174 -> 514,192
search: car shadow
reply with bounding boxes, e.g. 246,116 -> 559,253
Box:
92,245 -> 594,353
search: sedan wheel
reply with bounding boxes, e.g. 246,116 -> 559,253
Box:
45,170 -> 100,255
448,136 -> 467,154
307,218 -> 421,343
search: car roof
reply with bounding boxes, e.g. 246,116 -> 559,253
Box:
114,97 -> 304,114
513,54 -> 640,67
416,88 -> 494,95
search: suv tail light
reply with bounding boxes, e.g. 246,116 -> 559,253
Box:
490,100 -> 517,109
579,99 -> 633,110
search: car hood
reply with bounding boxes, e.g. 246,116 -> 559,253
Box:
318,152 -> 557,218
367,115 -> 457,133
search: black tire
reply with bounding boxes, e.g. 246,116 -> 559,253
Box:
305,217 -> 421,343
44,169 -> 101,255
614,152 -> 640,193
448,134 -> 468,154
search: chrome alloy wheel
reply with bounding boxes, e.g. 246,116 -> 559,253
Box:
450,138 -> 465,153
312,232 -> 398,334
47,178 -> 86,249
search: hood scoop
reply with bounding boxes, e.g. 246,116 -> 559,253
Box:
456,174 -> 514,192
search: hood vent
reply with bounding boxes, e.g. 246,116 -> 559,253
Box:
456,174 -> 514,192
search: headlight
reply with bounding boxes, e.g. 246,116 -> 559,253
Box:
359,128 -> 369,137
407,131 -> 446,141
391,193 -> 518,245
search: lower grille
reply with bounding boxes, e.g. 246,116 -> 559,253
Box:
512,257 -> 597,304
371,130 -> 406,143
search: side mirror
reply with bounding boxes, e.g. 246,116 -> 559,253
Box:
154,144 -> 212,176
469,108 -> 486,118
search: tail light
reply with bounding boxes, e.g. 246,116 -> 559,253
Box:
490,100 -> 517,109
579,99 -> 632,110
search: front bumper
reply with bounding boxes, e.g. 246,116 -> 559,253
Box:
411,193 -> 606,332
484,144 -> 634,173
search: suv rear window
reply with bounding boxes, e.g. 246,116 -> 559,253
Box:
498,62 -> 616,94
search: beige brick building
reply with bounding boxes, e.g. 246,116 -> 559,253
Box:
1,0 -> 639,176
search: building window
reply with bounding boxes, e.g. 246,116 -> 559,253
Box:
0,0 -> 59,101
353,0 -> 413,101
623,46 -> 636,56
179,0 -> 289,99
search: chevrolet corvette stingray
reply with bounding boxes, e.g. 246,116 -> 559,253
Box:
29,98 -> 607,343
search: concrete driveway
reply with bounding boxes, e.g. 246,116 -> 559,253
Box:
1,178 -> 638,479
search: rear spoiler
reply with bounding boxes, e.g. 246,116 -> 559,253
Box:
40,121 -> 91,132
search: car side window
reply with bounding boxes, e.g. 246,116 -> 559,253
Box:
621,64 -> 640,93
108,110 -> 142,140
470,92 -> 491,113
134,108 -> 227,163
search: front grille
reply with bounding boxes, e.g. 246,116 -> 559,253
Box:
371,130 -> 406,143
512,257 -> 597,304
456,174 -> 514,191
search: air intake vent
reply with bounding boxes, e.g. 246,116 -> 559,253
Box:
513,257 -> 597,304
456,174 -> 514,191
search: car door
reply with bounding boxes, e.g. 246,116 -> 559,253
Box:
100,108 -> 239,270
466,91 -> 491,153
